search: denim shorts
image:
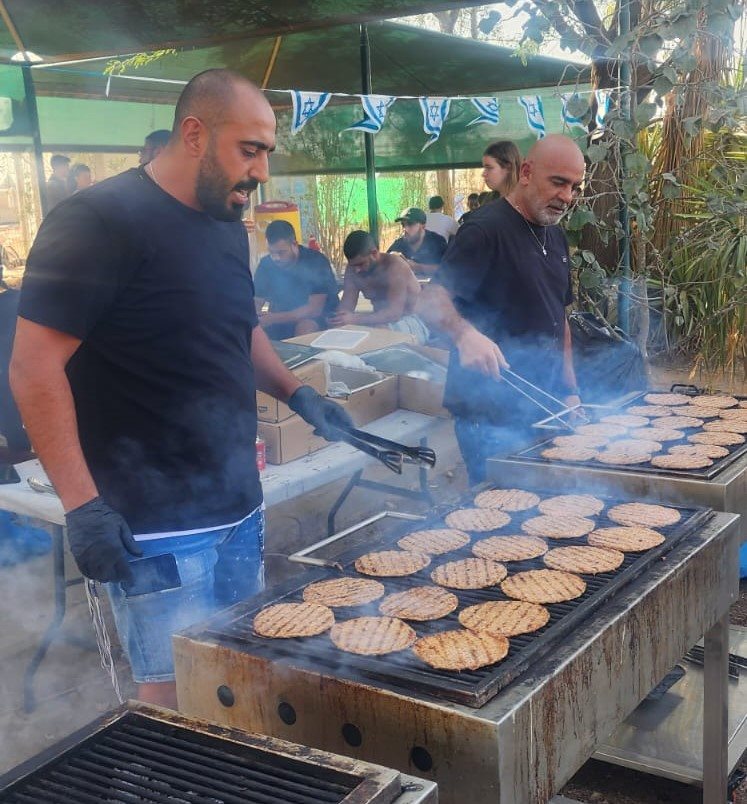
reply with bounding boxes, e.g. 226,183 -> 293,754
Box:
105,507 -> 264,684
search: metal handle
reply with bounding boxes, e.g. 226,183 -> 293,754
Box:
27,477 -> 57,496
287,510 -> 427,568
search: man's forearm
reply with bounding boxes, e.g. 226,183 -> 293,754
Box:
416,283 -> 471,339
562,319 -> 578,391
10,363 -> 98,512
352,306 -> 403,325
251,326 -> 303,402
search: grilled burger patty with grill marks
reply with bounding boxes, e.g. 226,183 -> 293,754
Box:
397,528 -> 470,555
473,488 -> 541,511
459,600 -> 550,636
689,430 -> 745,446
501,569 -> 587,603
543,545 -> 624,574
670,443 -> 730,459
253,602 -> 335,638
471,535 -> 548,562
521,514 -> 596,539
379,586 -> 459,621
690,394 -> 738,409
413,629 -> 510,670
538,494 -> 605,517
354,550 -> 431,577
643,393 -> 689,406
431,557 -> 508,589
330,616 -> 416,655
607,502 -> 681,527
444,507 -> 511,532
588,525 -> 665,551
303,577 -> 385,607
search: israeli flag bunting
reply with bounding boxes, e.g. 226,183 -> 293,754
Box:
518,95 -> 546,139
419,97 -> 451,151
346,95 -> 396,134
468,97 -> 500,127
594,89 -> 612,130
561,93 -> 588,131
290,91 -> 332,134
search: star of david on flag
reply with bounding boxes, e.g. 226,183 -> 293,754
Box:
468,97 -> 500,127
290,91 -> 332,134
419,97 -> 451,151
561,93 -> 588,131
518,95 -> 546,139
346,95 -> 396,134
594,89 -> 612,130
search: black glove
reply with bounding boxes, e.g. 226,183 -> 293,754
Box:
65,496 -> 142,584
288,385 -> 354,441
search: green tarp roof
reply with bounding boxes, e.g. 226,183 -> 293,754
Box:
0,0 -> 493,62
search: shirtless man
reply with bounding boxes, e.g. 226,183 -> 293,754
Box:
328,230 -> 428,343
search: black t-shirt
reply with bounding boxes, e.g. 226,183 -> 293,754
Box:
254,245 -> 338,318
19,168 -> 263,535
387,229 -> 447,276
436,198 -> 573,423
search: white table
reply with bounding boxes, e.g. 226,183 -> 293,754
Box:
0,409 -> 439,710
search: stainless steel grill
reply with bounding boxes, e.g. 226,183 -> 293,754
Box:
199,495 -> 711,708
0,704 -> 436,804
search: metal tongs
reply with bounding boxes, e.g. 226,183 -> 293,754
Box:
499,368 -> 587,432
330,425 -> 437,475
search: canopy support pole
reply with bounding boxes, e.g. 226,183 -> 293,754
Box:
21,64 -> 48,218
617,2 -> 632,334
360,24 -> 379,242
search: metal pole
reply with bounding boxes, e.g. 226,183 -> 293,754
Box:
703,613 -> 729,803
21,63 -> 48,218
360,24 -> 379,242
617,0 -> 632,333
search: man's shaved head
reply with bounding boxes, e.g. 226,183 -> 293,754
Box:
173,69 -> 267,133
526,133 -> 585,173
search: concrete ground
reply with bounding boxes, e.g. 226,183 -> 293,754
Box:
1,362 -> 745,799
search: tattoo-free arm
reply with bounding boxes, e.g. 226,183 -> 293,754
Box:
251,325 -> 303,401
10,318 -> 98,512
259,293 -> 326,326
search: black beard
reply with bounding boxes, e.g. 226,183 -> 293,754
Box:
196,144 -> 258,222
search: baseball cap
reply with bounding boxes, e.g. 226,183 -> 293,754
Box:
395,207 -> 427,225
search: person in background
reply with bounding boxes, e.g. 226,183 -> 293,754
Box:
254,219 -> 339,340
330,230 -> 429,344
45,154 -> 71,211
387,207 -> 446,279
138,129 -> 171,167
458,192 -> 480,225
417,134 -> 585,483
68,163 -> 92,194
425,195 -> 458,242
481,140 -> 521,198
11,69 -> 352,709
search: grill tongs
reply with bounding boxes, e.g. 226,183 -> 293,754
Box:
329,425 -> 437,474
499,368 -> 586,432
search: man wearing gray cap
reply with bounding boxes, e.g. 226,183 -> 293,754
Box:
387,207 -> 447,278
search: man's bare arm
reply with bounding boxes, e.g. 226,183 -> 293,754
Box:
407,259 -> 439,275
10,318 -> 98,511
251,325 -> 303,401
260,293 -> 326,325
562,318 -> 581,404
416,283 -> 509,378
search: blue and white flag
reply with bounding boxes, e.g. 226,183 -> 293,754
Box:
290,91 -> 332,134
419,97 -> 451,151
468,97 -> 500,127
346,95 -> 396,134
518,95 -> 546,139
561,93 -> 588,131
594,89 -> 612,130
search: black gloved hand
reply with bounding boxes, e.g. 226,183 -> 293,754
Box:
288,385 -> 354,441
65,496 -> 142,584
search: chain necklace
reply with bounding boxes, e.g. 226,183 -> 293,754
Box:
145,160 -> 160,189
508,198 -> 547,257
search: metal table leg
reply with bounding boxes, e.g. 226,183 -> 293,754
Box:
703,611 -> 729,804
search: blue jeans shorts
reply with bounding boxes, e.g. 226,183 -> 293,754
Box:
105,507 -> 264,684
454,418 -> 532,486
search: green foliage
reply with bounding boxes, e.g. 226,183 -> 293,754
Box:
104,50 -> 177,76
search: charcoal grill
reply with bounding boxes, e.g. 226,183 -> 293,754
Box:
491,388 -> 747,542
0,702 -> 437,804
174,497 -> 739,804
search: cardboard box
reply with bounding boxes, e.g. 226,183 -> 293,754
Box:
329,366 -> 398,427
284,325 -> 416,355
256,359 -> 328,423
257,416 -> 327,465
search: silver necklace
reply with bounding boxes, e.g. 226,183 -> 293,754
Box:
509,199 -> 547,256
146,161 -> 160,189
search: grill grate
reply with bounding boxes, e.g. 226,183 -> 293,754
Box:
0,713 -> 363,803
510,390 -> 747,480
202,491 -> 712,708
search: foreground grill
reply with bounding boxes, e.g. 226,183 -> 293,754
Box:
196,494 -> 710,707
0,704 -> 429,804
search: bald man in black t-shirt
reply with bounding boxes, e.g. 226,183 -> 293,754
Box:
418,134 -> 586,483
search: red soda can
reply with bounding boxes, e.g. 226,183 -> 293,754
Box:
255,436 -> 266,471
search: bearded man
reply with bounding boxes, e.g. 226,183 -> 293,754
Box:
10,70 -> 352,707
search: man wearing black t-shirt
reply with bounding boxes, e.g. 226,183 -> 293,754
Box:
387,207 -> 447,278
10,70 -> 351,707
254,219 -> 339,339
418,134 -> 585,483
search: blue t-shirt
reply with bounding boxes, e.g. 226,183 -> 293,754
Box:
254,245 -> 338,319
19,168 -> 263,535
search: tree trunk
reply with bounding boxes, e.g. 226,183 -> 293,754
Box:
436,170 -> 454,215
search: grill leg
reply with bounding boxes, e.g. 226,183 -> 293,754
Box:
703,612 -> 728,804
